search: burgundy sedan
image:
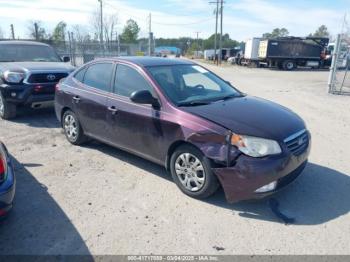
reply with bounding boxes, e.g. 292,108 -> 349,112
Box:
55,57 -> 310,202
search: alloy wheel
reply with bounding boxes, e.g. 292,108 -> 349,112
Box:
175,153 -> 206,192
64,114 -> 78,141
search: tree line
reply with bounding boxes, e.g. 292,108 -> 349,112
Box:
0,16 -> 332,54
262,25 -> 330,39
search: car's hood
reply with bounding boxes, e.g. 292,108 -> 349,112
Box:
180,96 -> 305,141
0,62 -> 75,73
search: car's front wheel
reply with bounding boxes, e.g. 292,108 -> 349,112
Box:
170,144 -> 219,199
0,93 -> 17,120
62,110 -> 87,145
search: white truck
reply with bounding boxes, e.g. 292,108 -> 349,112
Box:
237,38 -> 261,66
204,49 -> 216,60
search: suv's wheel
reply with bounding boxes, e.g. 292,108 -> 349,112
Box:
283,60 -> 296,70
170,144 -> 219,199
0,93 -> 17,120
62,110 -> 87,145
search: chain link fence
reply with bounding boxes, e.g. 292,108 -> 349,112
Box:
52,40 -> 149,67
0,38 -> 149,67
328,17 -> 350,95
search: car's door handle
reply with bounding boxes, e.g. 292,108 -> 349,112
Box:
72,96 -> 81,103
108,106 -> 118,115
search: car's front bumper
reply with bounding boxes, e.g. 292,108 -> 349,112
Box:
0,145 -> 16,217
213,142 -> 310,203
1,83 -> 55,106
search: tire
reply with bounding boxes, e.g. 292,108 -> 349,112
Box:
283,60 -> 296,70
170,144 -> 219,199
62,110 -> 87,145
0,92 -> 17,120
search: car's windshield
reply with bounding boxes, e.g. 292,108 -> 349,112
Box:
0,44 -> 62,62
147,64 -> 242,106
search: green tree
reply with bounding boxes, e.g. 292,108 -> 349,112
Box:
51,21 -> 67,42
120,19 -> 140,43
203,33 -> 239,49
262,28 -> 289,38
309,25 -> 330,37
186,42 -> 201,56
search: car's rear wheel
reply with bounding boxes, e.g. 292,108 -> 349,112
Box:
170,144 -> 219,199
62,110 -> 87,145
0,93 -> 17,120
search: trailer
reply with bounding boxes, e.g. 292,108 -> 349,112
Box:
237,38 -> 261,66
258,37 -> 330,70
204,49 -> 215,60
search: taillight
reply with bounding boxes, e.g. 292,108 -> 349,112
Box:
0,155 -> 6,182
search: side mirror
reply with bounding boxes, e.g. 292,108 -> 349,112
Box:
130,90 -> 160,108
63,56 -> 70,62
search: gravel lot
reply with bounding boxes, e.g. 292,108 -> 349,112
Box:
0,62 -> 349,255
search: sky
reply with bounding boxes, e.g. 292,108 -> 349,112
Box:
0,0 -> 349,41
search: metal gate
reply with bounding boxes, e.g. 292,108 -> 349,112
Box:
328,16 -> 350,95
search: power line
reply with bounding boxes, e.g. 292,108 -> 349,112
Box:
104,0 -> 214,27
152,18 -> 214,26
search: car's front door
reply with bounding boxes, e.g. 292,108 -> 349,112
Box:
73,62 -> 114,140
106,63 -> 164,163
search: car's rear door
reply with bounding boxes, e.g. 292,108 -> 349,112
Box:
72,62 -> 115,140
106,63 -> 164,163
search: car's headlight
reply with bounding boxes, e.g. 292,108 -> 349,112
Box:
231,134 -> 281,157
3,71 -> 25,83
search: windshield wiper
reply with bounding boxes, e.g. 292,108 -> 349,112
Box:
214,94 -> 244,102
177,100 -> 212,107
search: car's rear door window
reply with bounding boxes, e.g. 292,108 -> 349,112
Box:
83,63 -> 114,92
74,67 -> 87,82
114,64 -> 153,97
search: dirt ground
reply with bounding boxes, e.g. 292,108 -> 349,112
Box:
0,62 -> 349,255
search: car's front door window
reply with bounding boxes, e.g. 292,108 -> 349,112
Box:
114,64 -> 153,97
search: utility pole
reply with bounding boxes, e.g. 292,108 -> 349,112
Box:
34,22 -> 39,41
68,31 -> 72,63
70,31 -> 76,66
148,13 -> 153,56
10,24 -> 15,39
195,31 -> 200,58
219,0 -> 223,65
98,0 -> 103,46
209,0 -> 219,65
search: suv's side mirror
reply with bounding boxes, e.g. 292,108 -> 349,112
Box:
130,90 -> 160,108
63,56 -> 70,62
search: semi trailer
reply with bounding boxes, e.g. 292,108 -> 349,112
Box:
237,37 -> 331,70
258,37 -> 330,70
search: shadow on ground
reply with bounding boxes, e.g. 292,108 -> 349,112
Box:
11,107 -> 59,129
86,141 -> 350,225
0,156 -> 92,256
84,141 -> 173,183
203,163 -> 350,225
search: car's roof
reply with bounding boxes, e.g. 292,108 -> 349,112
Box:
0,40 -> 50,47
99,56 -> 195,67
